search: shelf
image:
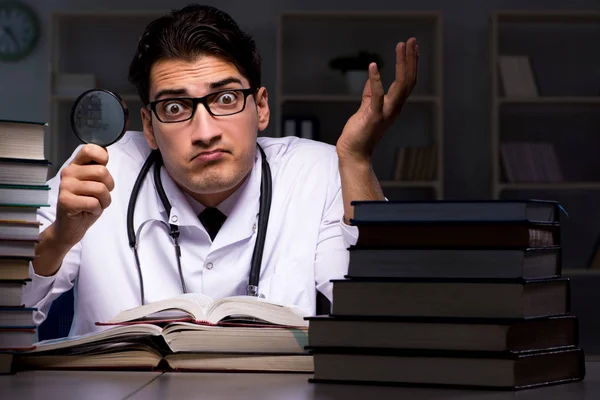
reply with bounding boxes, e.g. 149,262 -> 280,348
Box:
281,95 -> 438,104
497,97 -> 600,105
562,269 -> 600,276
499,182 -> 600,191
494,10 -> 600,23
380,180 -> 438,188
51,94 -> 141,102
281,11 -> 440,20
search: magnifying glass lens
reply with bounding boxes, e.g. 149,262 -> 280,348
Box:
71,89 -> 129,147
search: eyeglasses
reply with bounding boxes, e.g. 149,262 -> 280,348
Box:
147,88 -> 255,123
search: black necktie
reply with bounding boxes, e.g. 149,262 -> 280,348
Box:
198,207 -> 227,241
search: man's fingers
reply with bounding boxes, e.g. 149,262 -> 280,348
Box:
60,164 -> 115,192
72,144 -> 109,166
406,37 -> 418,91
61,179 -> 112,210
58,191 -> 103,217
368,62 -> 384,117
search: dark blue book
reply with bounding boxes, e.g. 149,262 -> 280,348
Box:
350,199 -> 562,224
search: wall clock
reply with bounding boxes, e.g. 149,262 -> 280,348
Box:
0,1 -> 40,62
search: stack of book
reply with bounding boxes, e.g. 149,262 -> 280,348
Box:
0,120 -> 51,374
14,293 -> 313,373
307,199 -> 586,390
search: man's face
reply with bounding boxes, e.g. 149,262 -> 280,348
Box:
141,55 -> 270,206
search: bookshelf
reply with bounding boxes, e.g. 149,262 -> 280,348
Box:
489,10 -> 600,270
276,11 -> 444,200
48,12 -> 164,175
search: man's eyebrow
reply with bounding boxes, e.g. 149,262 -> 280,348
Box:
209,77 -> 243,89
153,88 -> 188,101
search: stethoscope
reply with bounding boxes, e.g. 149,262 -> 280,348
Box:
125,144 -> 272,305
69,88 -> 272,306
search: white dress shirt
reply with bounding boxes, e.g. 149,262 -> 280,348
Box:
23,131 -> 359,336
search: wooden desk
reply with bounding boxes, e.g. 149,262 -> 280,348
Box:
0,370 -> 161,400
1,363 -> 599,400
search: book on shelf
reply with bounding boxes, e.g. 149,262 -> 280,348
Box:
309,347 -> 584,389
0,184 -> 50,207
0,120 -> 47,161
347,246 -> 561,280
392,146 -> 436,181
498,55 -> 539,97
330,277 -> 570,319
500,142 -> 563,183
352,221 -> 559,248
306,314 -> 578,353
0,158 -> 50,186
100,293 -> 309,327
350,199 -> 560,223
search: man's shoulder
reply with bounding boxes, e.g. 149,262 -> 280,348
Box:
106,130 -> 152,167
257,136 -> 338,165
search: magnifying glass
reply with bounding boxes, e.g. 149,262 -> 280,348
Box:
70,89 -> 129,147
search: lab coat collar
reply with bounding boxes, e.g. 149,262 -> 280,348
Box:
135,151 -> 261,250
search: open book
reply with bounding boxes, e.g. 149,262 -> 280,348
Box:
14,321 -> 312,373
101,293 -> 310,327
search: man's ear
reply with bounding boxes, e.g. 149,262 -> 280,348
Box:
255,87 -> 270,132
141,107 -> 158,150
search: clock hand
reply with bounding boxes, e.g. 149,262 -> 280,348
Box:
2,27 -> 19,48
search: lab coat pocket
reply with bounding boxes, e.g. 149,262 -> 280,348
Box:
266,262 -> 313,313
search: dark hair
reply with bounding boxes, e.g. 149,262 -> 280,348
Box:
128,4 -> 261,105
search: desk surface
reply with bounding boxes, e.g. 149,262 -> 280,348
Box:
2,363 -> 599,400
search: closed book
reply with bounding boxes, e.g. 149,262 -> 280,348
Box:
0,120 -> 46,161
306,314 -> 578,353
347,247 -> 561,279
353,221 -> 559,248
0,221 -> 41,241
351,199 -> 560,223
0,257 -> 32,280
0,280 -> 30,307
0,240 -> 37,258
0,184 -> 50,207
0,328 -> 36,350
0,206 -> 41,224
331,277 -> 570,319
0,158 -> 50,186
310,347 -> 585,390
0,307 -> 36,328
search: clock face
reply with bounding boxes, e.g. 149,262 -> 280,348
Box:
0,1 -> 40,61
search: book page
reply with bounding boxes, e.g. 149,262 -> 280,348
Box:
26,324 -> 162,353
106,293 -> 214,323
206,296 -> 309,327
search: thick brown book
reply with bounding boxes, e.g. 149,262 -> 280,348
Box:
354,222 -> 559,248
306,315 -> 578,353
331,278 -> 570,319
309,347 -> 585,390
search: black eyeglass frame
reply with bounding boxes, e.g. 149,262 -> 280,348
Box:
146,87 -> 256,123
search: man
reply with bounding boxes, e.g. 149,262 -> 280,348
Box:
24,4 -> 418,335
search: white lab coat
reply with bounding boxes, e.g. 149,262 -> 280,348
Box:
23,132 -> 359,336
